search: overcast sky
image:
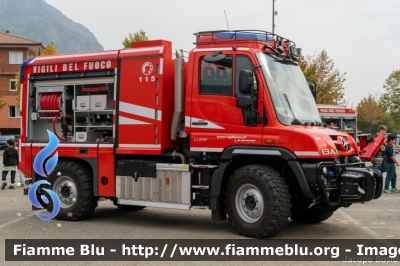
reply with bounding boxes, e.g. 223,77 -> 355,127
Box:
45,0 -> 400,107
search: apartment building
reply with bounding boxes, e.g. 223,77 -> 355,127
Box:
0,30 -> 44,135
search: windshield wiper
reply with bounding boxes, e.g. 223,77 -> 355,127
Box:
264,44 -> 297,64
274,58 -> 298,65
263,43 -> 284,58
282,93 -> 302,125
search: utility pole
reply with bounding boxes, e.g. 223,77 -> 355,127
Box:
272,0 -> 275,34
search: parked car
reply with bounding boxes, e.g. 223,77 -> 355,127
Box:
0,135 -> 16,150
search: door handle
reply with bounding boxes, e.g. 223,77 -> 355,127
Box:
192,120 -> 208,126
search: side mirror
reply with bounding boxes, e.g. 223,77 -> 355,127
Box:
203,51 -> 226,63
239,69 -> 253,94
236,95 -> 253,108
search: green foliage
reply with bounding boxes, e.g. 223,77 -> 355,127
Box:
0,77 -> 7,110
356,94 -> 384,133
15,72 -> 21,107
122,29 -> 149,48
41,43 -> 58,55
378,70 -> 400,130
382,114 -> 395,134
299,50 -> 346,105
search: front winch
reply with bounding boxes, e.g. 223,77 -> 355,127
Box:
340,168 -> 377,202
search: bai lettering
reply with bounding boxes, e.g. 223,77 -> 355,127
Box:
321,148 -> 338,155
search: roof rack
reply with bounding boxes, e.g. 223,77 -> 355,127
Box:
193,30 -> 295,47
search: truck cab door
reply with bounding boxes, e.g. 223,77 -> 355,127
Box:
189,52 -> 263,152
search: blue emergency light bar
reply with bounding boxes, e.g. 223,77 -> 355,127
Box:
215,32 -> 273,42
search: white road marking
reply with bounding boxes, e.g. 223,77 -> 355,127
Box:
366,227 -> 400,228
0,213 -> 36,229
342,210 -> 400,212
337,209 -> 393,246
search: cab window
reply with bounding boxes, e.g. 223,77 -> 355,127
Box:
199,56 -> 233,96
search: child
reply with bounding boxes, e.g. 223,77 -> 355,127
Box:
2,139 -> 18,189
384,134 -> 400,193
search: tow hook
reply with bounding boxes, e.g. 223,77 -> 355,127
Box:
308,199 -> 322,209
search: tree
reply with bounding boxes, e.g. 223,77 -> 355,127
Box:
0,77 -> 7,110
378,70 -> 400,128
41,43 -> 58,55
357,94 -> 385,133
299,50 -> 346,105
122,29 -> 149,48
15,72 -> 21,107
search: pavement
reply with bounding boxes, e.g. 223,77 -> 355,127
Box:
0,150 -> 399,266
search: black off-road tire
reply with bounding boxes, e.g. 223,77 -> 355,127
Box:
46,160 -> 98,221
290,207 -> 334,223
225,165 -> 291,238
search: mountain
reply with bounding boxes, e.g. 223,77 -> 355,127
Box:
0,0 -> 103,53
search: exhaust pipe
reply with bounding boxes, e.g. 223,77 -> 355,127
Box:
171,49 -> 184,140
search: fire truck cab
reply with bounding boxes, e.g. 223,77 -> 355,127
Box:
19,30 -> 382,238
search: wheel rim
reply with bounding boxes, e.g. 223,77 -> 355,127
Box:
53,176 -> 77,208
235,183 -> 264,223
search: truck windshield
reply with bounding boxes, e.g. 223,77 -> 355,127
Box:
256,52 -> 322,126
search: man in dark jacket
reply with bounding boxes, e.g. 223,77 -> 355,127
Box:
384,134 -> 400,193
2,139 -> 18,189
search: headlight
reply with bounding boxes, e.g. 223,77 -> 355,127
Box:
320,166 -> 338,187
322,167 -> 328,175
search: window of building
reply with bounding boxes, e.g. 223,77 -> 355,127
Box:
9,106 -> 20,118
9,79 -> 16,91
9,52 -> 23,64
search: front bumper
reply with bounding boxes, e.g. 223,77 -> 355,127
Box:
305,162 -> 383,206
339,167 -> 382,202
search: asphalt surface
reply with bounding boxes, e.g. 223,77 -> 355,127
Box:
0,151 -> 399,266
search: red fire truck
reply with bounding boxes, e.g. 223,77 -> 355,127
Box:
19,30 -> 382,238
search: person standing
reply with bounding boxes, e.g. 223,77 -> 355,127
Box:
2,139 -> 19,189
384,134 -> 400,193
378,125 -> 387,134
13,138 -> 24,187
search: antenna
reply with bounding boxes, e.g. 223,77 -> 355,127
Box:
224,10 -> 230,30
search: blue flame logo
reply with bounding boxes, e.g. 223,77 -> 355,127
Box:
33,130 -> 59,178
28,130 -> 60,220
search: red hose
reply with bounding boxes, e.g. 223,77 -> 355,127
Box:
40,93 -> 61,117
52,114 -> 67,142
40,92 -> 66,142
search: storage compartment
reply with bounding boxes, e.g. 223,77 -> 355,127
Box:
116,164 -> 191,209
90,95 -> 113,111
76,96 -> 90,111
28,76 -> 116,144
86,132 -> 105,142
75,132 -> 87,142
